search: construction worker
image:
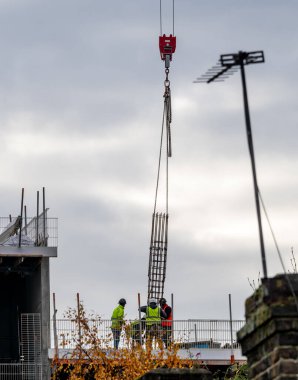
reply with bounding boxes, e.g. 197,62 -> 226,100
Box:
159,297 -> 172,348
140,298 -> 166,350
111,298 -> 126,349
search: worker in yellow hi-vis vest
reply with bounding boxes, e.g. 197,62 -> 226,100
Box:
111,298 -> 126,349
140,298 -> 166,350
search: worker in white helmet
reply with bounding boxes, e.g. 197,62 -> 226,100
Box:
140,298 -> 166,350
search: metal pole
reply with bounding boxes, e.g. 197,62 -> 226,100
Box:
138,293 -> 142,346
16,306 -> 21,360
77,293 -> 82,350
240,57 -> 268,279
18,188 -> 24,248
53,293 -> 58,359
36,191 -> 39,246
171,293 -> 174,344
194,323 -> 198,347
24,206 -> 27,235
228,294 -> 235,364
43,187 -> 46,246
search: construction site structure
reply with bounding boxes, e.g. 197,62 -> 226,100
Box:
0,188 -> 57,380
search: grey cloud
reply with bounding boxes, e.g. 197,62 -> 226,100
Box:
0,1 -> 298,322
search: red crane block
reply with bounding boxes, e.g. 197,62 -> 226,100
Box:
159,34 -> 176,61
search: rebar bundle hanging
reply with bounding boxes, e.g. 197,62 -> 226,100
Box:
148,212 -> 169,301
148,67 -> 173,302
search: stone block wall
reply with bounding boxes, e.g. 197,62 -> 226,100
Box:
238,273 -> 298,380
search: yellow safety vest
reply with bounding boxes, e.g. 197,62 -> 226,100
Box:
146,306 -> 161,326
111,305 -> 124,329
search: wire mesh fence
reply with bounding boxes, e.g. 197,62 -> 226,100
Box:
21,314 -> 41,364
51,318 -> 245,351
0,363 -> 42,380
0,216 -> 58,247
0,313 -> 47,379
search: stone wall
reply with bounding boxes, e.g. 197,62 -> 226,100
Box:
238,273 -> 298,380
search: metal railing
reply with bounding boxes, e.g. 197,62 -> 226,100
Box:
51,319 -> 245,351
0,363 -> 42,380
0,216 -> 58,247
21,314 -> 41,364
0,314 -> 43,380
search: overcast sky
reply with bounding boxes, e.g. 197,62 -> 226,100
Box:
1,0 -> 298,320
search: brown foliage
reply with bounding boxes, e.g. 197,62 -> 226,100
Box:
52,301 -> 193,380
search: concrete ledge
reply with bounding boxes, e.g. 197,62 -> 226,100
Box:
0,246 -> 57,257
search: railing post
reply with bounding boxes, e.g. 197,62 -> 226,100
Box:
76,292 -> 82,356
18,188 -> 24,247
36,191 -> 39,246
24,205 -> 27,235
43,187 -> 46,246
194,323 -> 198,348
138,293 -> 142,346
53,293 -> 58,359
228,294 -> 235,364
171,293 -> 174,345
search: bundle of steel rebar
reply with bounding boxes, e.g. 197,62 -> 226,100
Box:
147,212 -> 168,302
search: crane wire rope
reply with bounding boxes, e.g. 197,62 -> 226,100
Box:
258,188 -> 298,313
160,0 -> 162,35
154,0 -> 175,216
153,101 -> 167,215
159,0 -> 175,35
172,0 -> 175,35
153,85 -> 171,215
166,103 -> 169,214
166,86 -> 170,214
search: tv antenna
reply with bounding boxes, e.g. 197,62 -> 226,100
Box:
194,50 -> 267,279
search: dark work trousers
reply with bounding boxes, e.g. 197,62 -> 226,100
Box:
111,328 -> 121,349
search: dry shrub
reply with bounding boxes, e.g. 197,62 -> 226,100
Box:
52,301 -> 193,380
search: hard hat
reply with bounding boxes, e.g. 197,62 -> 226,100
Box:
119,298 -> 126,306
159,298 -> 167,304
148,298 -> 157,304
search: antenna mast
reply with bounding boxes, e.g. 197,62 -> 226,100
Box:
195,50 -> 267,278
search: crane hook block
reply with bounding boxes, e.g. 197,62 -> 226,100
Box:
159,34 -> 176,61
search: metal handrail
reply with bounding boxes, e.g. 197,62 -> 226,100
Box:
50,318 -> 245,350
0,216 -> 58,247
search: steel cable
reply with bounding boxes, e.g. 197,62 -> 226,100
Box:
153,85 -> 172,215
258,189 -> 298,313
153,101 -> 166,215
160,0 -> 175,36
160,0 -> 162,35
172,0 -> 175,35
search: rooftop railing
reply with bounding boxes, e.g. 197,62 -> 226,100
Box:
0,216 -> 58,248
51,318 -> 245,351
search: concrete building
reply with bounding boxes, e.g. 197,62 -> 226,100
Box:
0,205 -> 57,380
